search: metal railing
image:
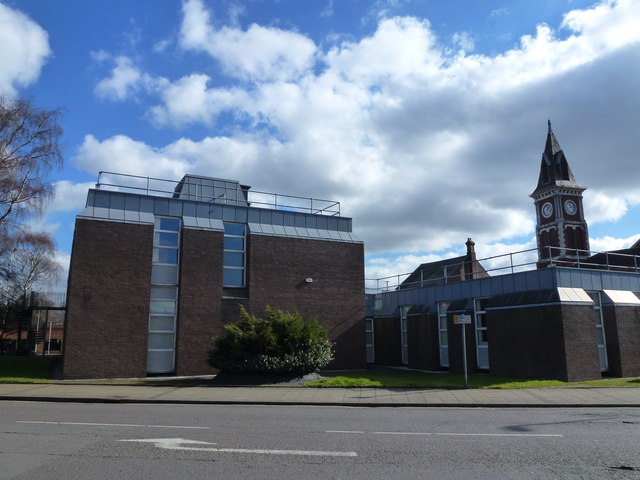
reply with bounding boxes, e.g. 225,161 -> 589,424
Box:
28,291 -> 67,309
95,171 -> 341,216
365,246 -> 640,293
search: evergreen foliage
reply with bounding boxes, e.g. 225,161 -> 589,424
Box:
208,306 -> 333,374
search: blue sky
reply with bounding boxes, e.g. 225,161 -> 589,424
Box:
1,0 -> 640,287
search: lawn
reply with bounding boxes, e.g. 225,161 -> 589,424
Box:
304,371 -> 640,389
0,355 -> 56,383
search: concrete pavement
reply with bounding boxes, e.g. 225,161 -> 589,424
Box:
1,382 -> 639,407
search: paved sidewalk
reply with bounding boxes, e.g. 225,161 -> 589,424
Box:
1,383 -> 639,407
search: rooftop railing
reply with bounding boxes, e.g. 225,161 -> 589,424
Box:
365,246 -> 640,294
95,171 -> 341,216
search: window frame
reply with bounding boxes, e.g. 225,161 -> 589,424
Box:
223,222 -> 246,287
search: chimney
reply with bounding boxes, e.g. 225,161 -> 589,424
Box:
464,238 -> 477,280
466,238 -> 476,259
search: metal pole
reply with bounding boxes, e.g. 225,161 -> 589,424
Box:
47,319 -> 52,355
462,324 -> 468,389
42,310 -> 49,357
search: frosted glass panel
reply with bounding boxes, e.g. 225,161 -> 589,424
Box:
150,301 -> 175,315
149,316 -> 174,331
151,287 -> 177,300
151,265 -> 178,284
147,350 -> 174,373
148,332 -> 175,349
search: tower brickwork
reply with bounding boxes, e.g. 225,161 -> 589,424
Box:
531,122 -> 590,267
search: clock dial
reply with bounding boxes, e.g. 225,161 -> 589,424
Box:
541,202 -> 553,218
564,200 -> 577,215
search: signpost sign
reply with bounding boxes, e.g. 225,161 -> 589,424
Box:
453,315 -> 471,388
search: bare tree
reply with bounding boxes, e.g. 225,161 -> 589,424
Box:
0,232 -> 60,353
0,96 -> 62,235
0,96 -> 63,352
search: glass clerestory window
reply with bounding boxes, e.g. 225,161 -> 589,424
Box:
223,222 -> 246,287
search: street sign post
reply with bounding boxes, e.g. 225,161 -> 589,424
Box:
453,315 -> 472,388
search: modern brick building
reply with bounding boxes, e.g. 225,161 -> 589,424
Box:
365,124 -> 640,381
63,174 -> 365,379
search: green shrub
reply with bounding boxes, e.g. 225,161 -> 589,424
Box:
208,306 -> 333,374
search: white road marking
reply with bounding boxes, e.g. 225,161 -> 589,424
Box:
327,430 -> 562,438
17,421 -> 208,430
325,430 -> 365,434
373,431 -> 432,436
120,438 -> 358,457
435,432 -> 563,437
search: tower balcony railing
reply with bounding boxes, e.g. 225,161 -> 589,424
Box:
95,171 -> 341,216
365,246 -> 640,294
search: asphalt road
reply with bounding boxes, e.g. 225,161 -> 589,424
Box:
1,401 -> 639,479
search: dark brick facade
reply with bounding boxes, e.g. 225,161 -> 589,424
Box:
64,219 -> 365,378
407,313 -> 441,370
603,305 -> 640,377
63,219 -> 153,379
373,317 -> 402,366
487,304 -> 601,381
247,235 -> 365,369
174,228 -> 223,376
373,301 -> 620,381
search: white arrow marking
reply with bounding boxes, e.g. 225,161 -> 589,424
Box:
120,438 -> 358,457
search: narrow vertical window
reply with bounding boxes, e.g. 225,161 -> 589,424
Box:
587,291 -> 608,373
147,216 -> 180,374
365,318 -> 375,363
474,298 -> 489,369
223,222 -> 246,287
437,301 -> 450,367
400,305 -> 410,365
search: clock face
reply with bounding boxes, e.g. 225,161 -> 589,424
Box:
564,200 -> 577,215
541,202 -> 553,218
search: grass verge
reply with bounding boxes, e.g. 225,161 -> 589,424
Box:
0,355 -> 56,383
304,371 -> 640,389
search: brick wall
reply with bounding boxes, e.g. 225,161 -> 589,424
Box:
487,304 -> 601,381
407,313 -> 441,370
63,219 -> 153,379
604,305 -> 640,377
561,304 -> 601,381
64,221 -> 366,378
248,235 -> 366,369
373,317 -> 402,366
174,228 -> 223,376
488,305 -> 568,380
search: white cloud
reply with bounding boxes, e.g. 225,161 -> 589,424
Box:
77,0 -> 640,265
0,3 -> 50,95
149,73 -> 247,127
93,54 -> 165,101
584,190 -> 632,224
94,56 -> 143,100
76,134 -> 190,179
179,0 -> 317,82
320,0 -> 334,18
49,181 -> 97,212
590,233 -> 640,252
452,32 -> 475,52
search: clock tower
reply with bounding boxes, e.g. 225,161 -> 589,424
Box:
531,121 -> 590,267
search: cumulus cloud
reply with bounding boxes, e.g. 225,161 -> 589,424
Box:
591,234 -> 640,252
0,3 -> 50,95
76,0 -> 640,267
93,53 -> 165,101
49,181 -> 97,212
149,73 -> 247,127
178,0 -> 317,82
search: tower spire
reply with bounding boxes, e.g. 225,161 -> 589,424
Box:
532,120 -> 581,196
531,122 -> 590,267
